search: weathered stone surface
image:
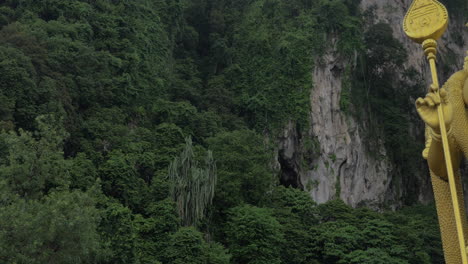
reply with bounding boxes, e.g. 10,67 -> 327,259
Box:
278,1 -> 468,208
307,40 -> 393,208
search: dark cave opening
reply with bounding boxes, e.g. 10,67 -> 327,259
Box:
278,150 -> 303,189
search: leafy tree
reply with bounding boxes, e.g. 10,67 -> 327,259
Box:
134,199 -> 180,263
265,186 -> 318,263
69,152 -> 97,190
0,115 -> 105,263
317,199 -> 357,223
168,136 -> 217,226
339,248 -> 407,264
99,150 -> 148,211
267,185 -> 318,225
207,130 -> 274,208
0,115 -> 71,199
0,188 -> 104,263
164,227 -> 230,264
225,204 -> 284,264
98,199 -> 137,264
310,221 -> 363,263
385,205 -> 442,263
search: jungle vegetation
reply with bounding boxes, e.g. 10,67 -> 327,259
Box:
0,0 -> 449,263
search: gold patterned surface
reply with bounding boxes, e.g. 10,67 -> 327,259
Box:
431,171 -> 468,264
403,0 -> 448,43
428,70 -> 468,263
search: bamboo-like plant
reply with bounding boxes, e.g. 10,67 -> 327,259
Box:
168,137 -> 217,226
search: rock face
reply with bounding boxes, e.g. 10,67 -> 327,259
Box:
306,43 -> 394,208
278,0 -> 468,208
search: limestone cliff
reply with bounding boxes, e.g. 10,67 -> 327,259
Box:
278,0 -> 468,208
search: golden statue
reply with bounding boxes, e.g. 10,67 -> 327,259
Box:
404,0 -> 468,263
417,57 -> 468,263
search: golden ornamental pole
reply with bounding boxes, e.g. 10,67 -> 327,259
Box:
403,0 -> 467,262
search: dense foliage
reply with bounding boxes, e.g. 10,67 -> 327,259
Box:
0,0 -> 446,263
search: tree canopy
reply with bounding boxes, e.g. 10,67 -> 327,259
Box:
0,0 -> 446,263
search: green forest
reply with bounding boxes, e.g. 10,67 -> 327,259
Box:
0,0 -> 463,263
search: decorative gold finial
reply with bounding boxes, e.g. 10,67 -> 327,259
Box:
403,0 -> 449,43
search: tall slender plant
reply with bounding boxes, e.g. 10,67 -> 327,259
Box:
168,137 -> 217,226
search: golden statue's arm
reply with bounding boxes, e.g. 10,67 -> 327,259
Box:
426,112 -> 462,181
427,130 -> 461,180
417,72 -> 465,179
